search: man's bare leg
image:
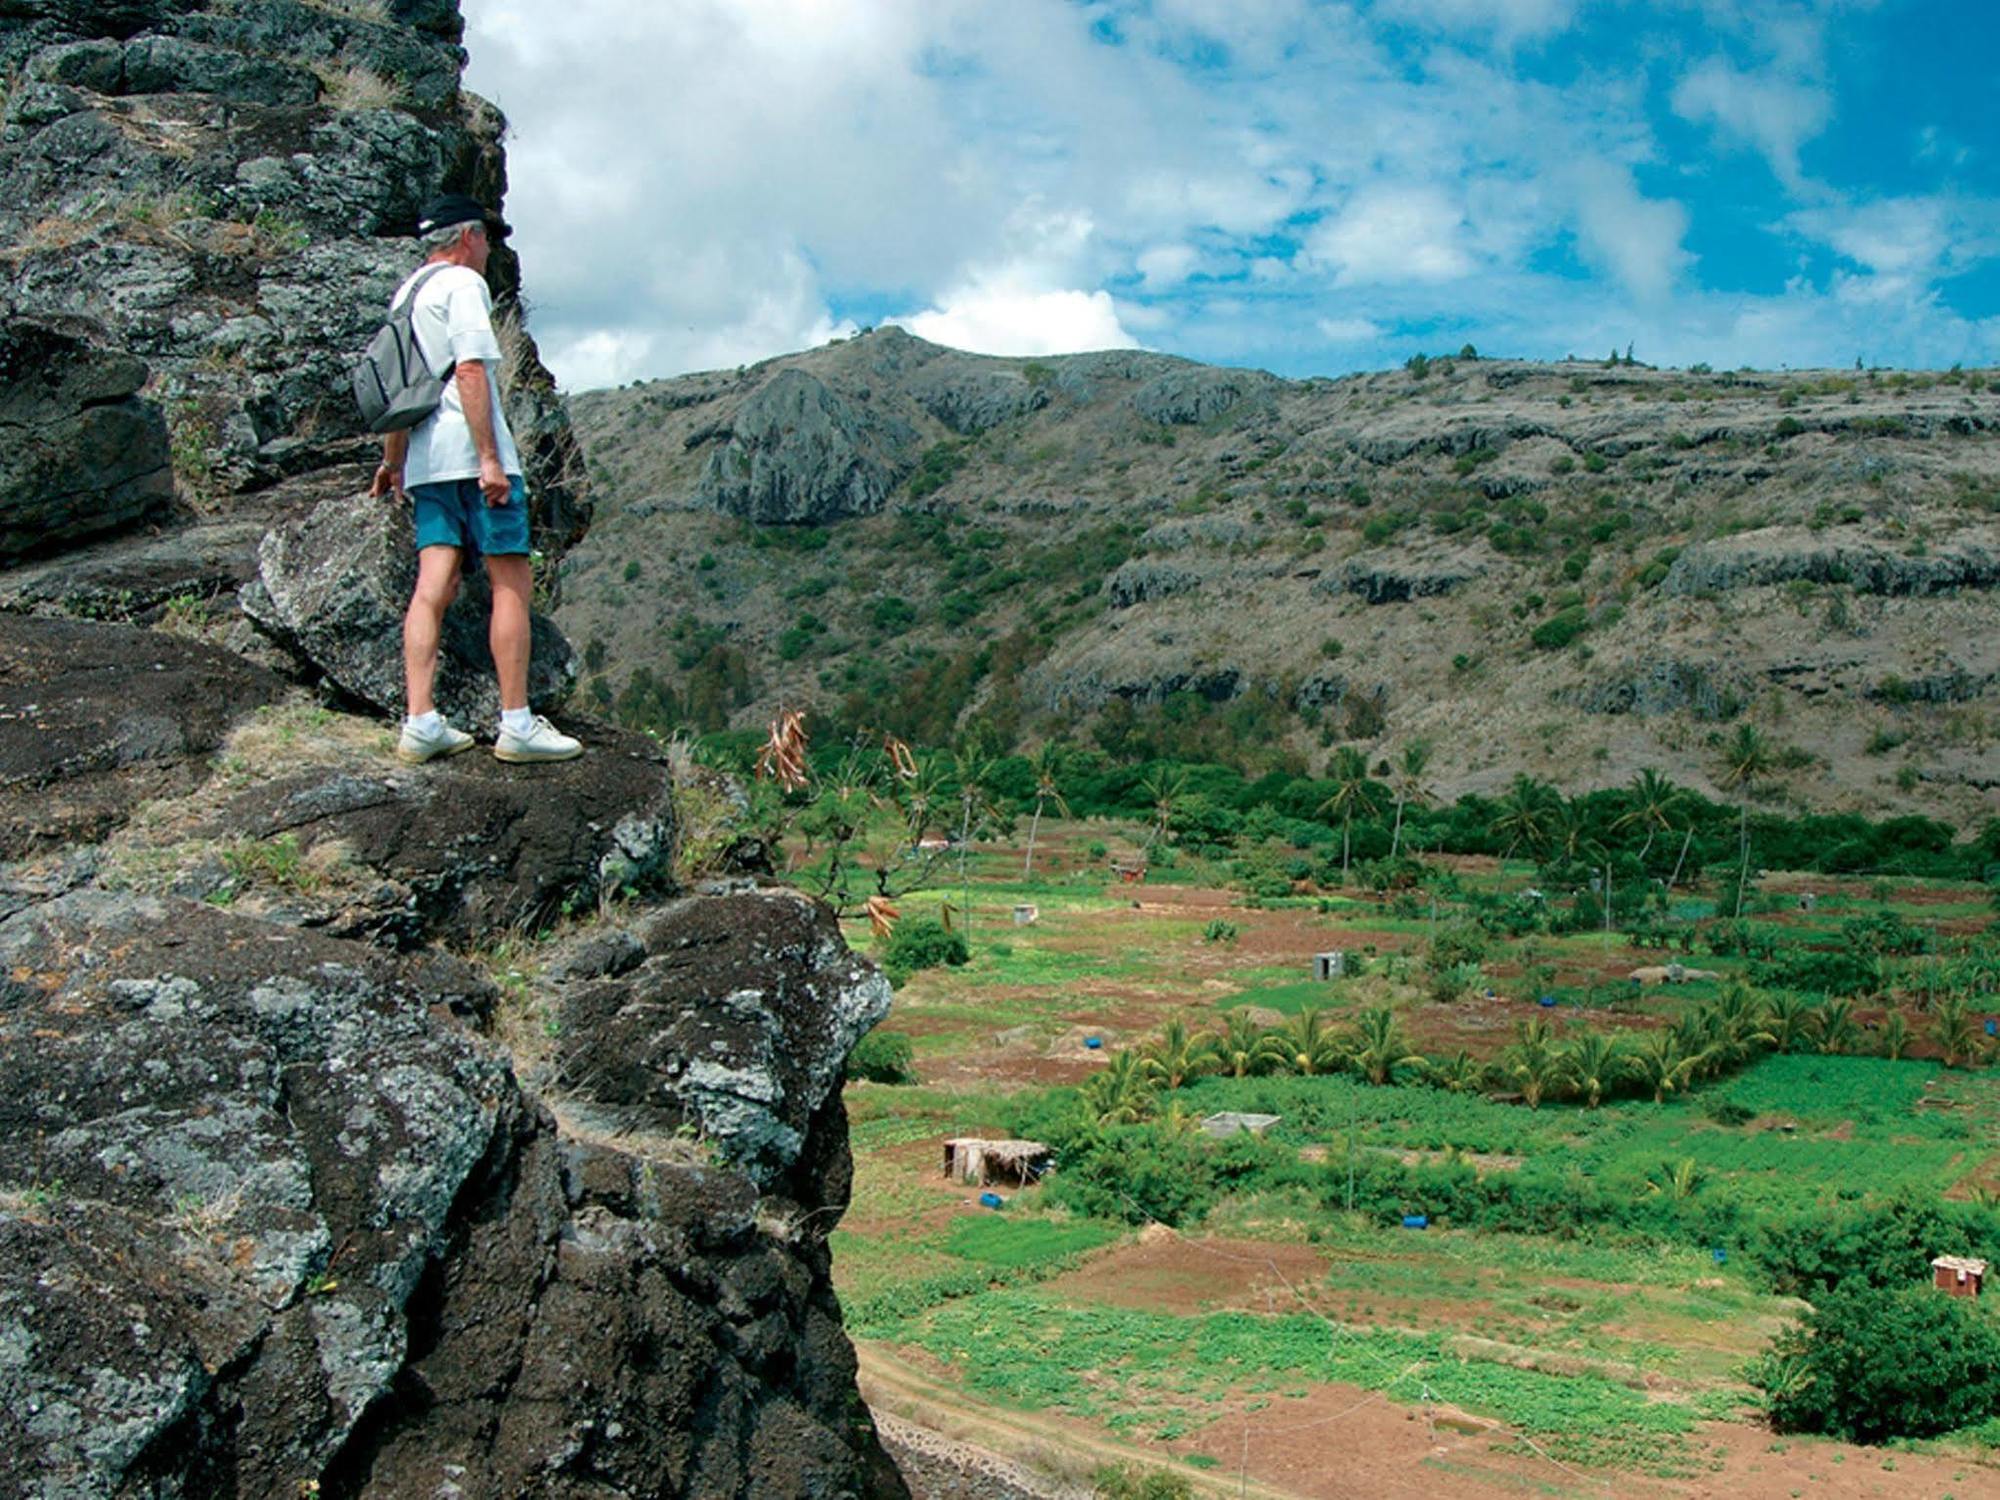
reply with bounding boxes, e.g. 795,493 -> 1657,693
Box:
486,553 -> 532,713
404,545 -> 463,717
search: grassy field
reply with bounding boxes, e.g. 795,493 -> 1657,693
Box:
831,821 -> 2000,1498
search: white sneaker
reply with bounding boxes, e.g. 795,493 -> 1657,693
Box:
494,715 -> 583,764
396,718 -> 475,764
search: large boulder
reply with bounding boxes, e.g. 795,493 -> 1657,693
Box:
544,888 -> 895,1195
695,369 -> 917,524
0,614 -> 283,858
197,723 -> 678,947
0,315 -> 172,559
242,489 -> 578,725
0,888 -> 909,1499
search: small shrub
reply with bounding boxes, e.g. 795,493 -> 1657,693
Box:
1203,918 -> 1240,944
1094,1464 -> 1195,1500
880,916 -> 969,984
846,1029 -> 916,1084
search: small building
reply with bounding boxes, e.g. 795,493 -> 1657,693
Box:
1200,1112 -> 1281,1139
1110,861 -> 1146,884
1012,903 -> 1039,926
1314,951 -> 1346,981
1932,1255 -> 1987,1298
942,1138 -> 1051,1187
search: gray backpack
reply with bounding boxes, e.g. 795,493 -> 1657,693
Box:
351,265 -> 450,433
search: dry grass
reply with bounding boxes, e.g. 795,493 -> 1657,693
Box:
317,61 -> 405,111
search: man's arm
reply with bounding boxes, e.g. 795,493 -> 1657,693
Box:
455,359 -> 510,506
370,429 -> 410,500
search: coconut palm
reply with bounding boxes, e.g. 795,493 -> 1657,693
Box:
1696,981 -> 1775,1069
1083,1049 -> 1156,1125
1566,1031 -> 1625,1109
1140,1017 -> 1214,1091
1614,768 -> 1688,864
1429,1049 -> 1484,1094
1879,1011 -> 1912,1061
1387,739 -> 1433,859
1211,1011 -> 1264,1078
1626,1031 -> 1706,1104
1715,724 -> 1772,918
1933,997 -> 1982,1069
1020,742 -> 1071,878
1257,1008 -> 1346,1076
1491,774 -> 1562,862
1316,747 -> 1383,881
1765,991 -> 1820,1054
1503,1019 -> 1572,1109
1816,997 -> 1861,1055
1643,1157 -> 1702,1200
1138,765 -> 1188,853
1348,1007 -> 1426,1086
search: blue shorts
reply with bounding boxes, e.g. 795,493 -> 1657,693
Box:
410,475 -> 530,560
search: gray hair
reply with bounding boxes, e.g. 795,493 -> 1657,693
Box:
417,221 -> 475,258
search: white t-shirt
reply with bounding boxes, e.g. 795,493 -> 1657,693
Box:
391,262 -> 524,486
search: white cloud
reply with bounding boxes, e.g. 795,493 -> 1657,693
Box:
1136,243 -> 1201,289
1672,58 -> 1832,186
1570,162 -> 1691,300
1378,0 -> 1581,40
892,282 -> 1138,356
1315,316 -> 1384,342
1300,185 -> 1476,285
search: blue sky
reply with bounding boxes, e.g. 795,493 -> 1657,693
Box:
463,0 -> 2000,391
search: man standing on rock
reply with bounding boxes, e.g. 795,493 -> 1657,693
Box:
368,193 -> 582,765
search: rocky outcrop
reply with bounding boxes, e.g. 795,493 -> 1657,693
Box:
907,358 -> 1050,435
0,0 -> 588,584
1107,558 -> 1202,607
0,314 -> 172,558
1325,549 -> 1487,604
696,369 -> 918,525
1661,527 -> 2000,597
0,887 -> 907,1500
242,490 -> 577,725
199,726 -> 678,947
0,613 -> 282,858
1569,657 -> 1749,720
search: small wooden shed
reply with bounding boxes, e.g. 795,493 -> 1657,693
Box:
942,1138 -> 1052,1187
1932,1254 -> 1987,1298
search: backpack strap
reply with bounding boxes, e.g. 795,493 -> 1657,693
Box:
393,263 -> 456,377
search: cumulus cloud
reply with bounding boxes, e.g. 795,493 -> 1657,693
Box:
1672,58 -> 1832,186
1570,163 -> 1691,300
1300,185 -> 1477,285
1315,316 -> 1384,342
1378,0 -> 1580,41
893,282 -> 1138,356
1136,243 -> 1201,289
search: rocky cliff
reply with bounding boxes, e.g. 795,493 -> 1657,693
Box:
0,3 -> 911,1495
565,331 -> 2000,823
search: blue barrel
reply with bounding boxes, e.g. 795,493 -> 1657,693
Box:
1538,994 -> 1557,1008
1712,1247 -> 1727,1265
1401,1214 -> 1428,1230
979,1191 -> 1005,1209
1084,1036 -> 1103,1049
1986,1019 -> 1997,1037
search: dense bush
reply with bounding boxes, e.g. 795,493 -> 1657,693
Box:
880,917 -> 969,984
1045,1123 -> 1217,1227
1747,1195 -> 2000,1297
1756,1283 -> 2000,1442
846,1029 -> 916,1084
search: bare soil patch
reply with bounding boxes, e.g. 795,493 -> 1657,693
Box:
1045,1234 -> 1335,1317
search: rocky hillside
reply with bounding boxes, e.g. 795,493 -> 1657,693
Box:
0,3 -> 911,1495
565,330 -> 2000,822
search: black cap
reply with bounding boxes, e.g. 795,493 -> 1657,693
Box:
415,194 -> 509,238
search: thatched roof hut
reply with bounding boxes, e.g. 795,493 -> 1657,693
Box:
942,1138 -> 1052,1186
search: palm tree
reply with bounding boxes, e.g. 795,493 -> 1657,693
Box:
1503,1019 -> 1572,1109
1316,747 -> 1382,881
1643,1157 -> 1702,1200
1140,1017 -> 1214,1091
1138,765 -> 1188,853
1613,768 -> 1687,865
1388,739 -> 1433,859
1020,742 -> 1071,879
1879,1011 -> 1911,1061
1933,998 -> 1982,1069
1765,991 -> 1819,1054
1083,1050 -> 1156,1125
1817,997 -> 1861,1055
1566,1032 -> 1624,1109
1211,1011 -> 1264,1078
1257,1008 -> 1346,1076
1697,981 -> 1775,1069
1428,1049 -> 1483,1094
1491,774 -> 1561,862
1715,724 -> 1772,918
950,749 -> 1006,943
1348,1007 -> 1425,1086
1626,1031 -> 1706,1104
